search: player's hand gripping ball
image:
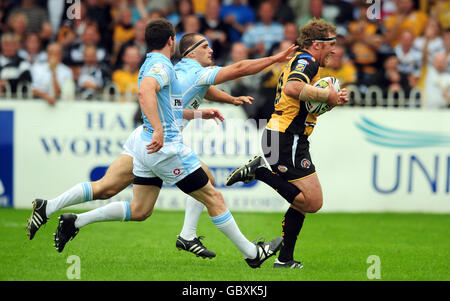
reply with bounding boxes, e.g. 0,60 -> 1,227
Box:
305,76 -> 341,115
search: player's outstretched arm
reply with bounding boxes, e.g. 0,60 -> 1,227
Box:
204,86 -> 254,106
213,44 -> 298,85
139,76 -> 163,154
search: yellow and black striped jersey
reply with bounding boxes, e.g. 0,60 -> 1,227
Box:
267,50 -> 321,136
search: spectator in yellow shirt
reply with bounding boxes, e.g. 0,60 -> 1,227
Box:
321,45 -> 357,87
112,7 -> 135,65
430,0 -> 450,30
112,45 -> 141,102
347,2 -> 384,87
384,0 -> 428,47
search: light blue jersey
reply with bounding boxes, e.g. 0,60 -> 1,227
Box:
138,52 -> 183,142
175,58 -> 222,129
129,57 -> 223,184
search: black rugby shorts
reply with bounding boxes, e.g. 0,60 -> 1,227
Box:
261,128 -> 316,181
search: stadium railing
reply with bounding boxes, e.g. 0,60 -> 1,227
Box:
344,85 -> 422,107
0,80 -> 426,108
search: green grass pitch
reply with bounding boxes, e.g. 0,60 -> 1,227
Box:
0,208 -> 449,281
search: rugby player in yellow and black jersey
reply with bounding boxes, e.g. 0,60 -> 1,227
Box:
226,19 -> 348,268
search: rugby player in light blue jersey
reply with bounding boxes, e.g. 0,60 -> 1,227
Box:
47,19 -> 296,268
28,24 -> 297,266
27,52 -> 251,246
172,33 -> 299,258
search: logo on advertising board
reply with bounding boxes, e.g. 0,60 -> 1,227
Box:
355,116 -> 450,195
0,111 -> 14,207
356,116 -> 450,148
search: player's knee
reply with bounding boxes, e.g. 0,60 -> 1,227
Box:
306,196 -> 323,213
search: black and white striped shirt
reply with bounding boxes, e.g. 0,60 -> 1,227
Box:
0,55 -> 32,93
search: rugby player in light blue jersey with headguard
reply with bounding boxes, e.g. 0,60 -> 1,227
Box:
172,33 -> 300,258
48,19 -> 298,268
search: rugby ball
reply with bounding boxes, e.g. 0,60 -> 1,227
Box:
305,77 -> 341,115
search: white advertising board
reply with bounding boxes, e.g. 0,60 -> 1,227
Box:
0,100 -> 449,212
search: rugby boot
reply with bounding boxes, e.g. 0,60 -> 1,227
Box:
245,236 -> 283,268
226,156 -> 263,186
176,235 -> 216,259
26,199 -> 48,240
273,258 -> 304,269
54,213 -> 79,252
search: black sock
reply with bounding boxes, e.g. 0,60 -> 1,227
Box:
278,207 -> 305,262
255,167 -> 301,203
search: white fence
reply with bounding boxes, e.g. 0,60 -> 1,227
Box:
0,80 -> 427,107
344,85 -> 423,107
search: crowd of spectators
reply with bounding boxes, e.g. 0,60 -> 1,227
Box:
0,0 -> 449,112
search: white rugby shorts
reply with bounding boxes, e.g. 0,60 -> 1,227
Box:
130,129 -> 202,185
